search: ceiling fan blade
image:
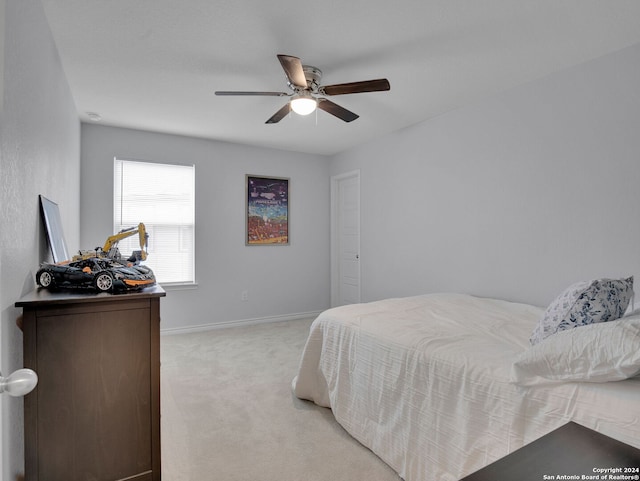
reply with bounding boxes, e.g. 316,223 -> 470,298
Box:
215,91 -> 289,96
317,99 -> 359,122
320,78 -> 390,96
265,103 -> 291,124
277,54 -> 307,89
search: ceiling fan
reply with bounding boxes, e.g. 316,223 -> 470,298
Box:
215,54 -> 390,124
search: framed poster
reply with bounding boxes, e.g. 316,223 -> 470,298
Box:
246,175 -> 289,245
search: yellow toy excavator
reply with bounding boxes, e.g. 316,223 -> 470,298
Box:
72,223 -> 149,264
102,223 -> 149,262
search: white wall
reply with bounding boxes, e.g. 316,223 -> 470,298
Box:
0,0 -> 6,474
332,42 -> 640,308
80,124 -> 331,331
0,0 -> 80,478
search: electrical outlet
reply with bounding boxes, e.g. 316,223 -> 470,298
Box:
241,290 -> 249,301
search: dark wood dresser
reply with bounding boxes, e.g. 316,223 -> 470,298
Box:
16,285 -> 165,481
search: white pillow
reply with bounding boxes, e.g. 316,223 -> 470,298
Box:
530,276 -> 634,345
511,314 -> 640,386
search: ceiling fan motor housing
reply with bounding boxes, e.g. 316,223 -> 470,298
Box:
297,65 -> 322,92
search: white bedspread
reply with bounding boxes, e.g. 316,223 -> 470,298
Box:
293,293 -> 640,481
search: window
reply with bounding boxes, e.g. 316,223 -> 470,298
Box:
114,159 -> 195,285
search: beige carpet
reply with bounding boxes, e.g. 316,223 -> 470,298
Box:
160,318 -> 402,481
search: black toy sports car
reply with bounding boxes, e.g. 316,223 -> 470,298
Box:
36,257 -> 156,292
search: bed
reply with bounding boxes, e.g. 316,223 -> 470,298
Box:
292,291 -> 640,481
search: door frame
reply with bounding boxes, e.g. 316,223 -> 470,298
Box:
330,170 -> 361,307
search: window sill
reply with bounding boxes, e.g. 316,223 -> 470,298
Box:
160,282 -> 199,291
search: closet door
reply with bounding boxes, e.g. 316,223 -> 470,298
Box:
332,170 -> 361,307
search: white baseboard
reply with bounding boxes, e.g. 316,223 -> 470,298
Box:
160,310 -> 323,335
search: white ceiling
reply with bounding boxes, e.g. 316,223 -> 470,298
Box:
41,0 -> 640,156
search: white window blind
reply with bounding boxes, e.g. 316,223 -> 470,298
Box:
114,159 -> 195,285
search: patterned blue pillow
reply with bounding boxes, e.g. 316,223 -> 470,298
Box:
530,276 -> 634,345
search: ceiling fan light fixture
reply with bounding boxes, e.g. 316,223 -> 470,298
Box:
290,94 -> 317,116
